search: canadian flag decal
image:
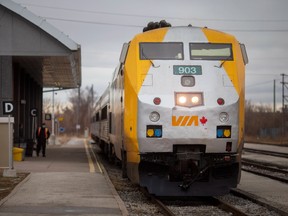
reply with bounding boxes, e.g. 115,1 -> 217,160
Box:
200,116 -> 208,125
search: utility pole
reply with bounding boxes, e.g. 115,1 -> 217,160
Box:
90,85 -> 94,132
280,74 -> 288,140
50,88 -> 56,145
76,86 -> 80,136
274,79 -> 276,113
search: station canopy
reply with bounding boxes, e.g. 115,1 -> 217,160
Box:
0,0 -> 81,88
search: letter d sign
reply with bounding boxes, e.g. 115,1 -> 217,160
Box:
3,101 -> 14,115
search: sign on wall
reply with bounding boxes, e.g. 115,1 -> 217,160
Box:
30,108 -> 38,117
2,101 -> 14,115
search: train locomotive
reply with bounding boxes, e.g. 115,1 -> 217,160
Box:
91,22 -> 248,196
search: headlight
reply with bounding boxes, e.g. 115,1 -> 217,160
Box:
219,112 -> 229,122
149,111 -> 160,122
178,96 -> 187,104
175,92 -> 204,108
191,96 -> 199,103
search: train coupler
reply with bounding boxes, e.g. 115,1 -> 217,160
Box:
178,165 -> 210,191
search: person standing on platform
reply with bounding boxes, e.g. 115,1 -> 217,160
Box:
36,123 -> 50,157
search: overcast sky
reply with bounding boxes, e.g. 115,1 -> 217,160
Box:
12,0 -> 288,109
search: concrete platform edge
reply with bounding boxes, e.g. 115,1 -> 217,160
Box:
91,142 -> 129,216
102,169 -> 129,216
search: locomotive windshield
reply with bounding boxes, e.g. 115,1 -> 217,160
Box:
190,43 -> 233,60
140,42 -> 184,60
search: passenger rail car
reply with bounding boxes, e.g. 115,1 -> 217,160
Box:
91,23 -> 248,196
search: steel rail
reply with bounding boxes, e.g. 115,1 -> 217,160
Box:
231,188 -> 288,216
139,188 -> 176,216
146,193 -> 249,216
243,148 -> 288,158
209,197 -> 248,216
242,166 -> 288,184
242,160 -> 288,175
152,197 -> 176,216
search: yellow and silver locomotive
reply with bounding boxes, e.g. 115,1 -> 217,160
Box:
92,22 -> 248,196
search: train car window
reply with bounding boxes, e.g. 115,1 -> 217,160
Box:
101,106 -> 108,120
96,113 -> 100,122
190,43 -> 233,61
140,42 -> 184,60
109,112 -> 112,134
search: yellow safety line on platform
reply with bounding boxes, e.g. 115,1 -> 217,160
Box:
84,139 -> 95,173
89,141 -> 103,174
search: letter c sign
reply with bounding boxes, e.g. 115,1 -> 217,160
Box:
30,108 -> 38,117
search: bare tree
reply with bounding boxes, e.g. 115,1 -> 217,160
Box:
245,100 -> 284,141
61,85 -> 98,135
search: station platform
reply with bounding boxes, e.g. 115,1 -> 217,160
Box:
0,137 -> 128,216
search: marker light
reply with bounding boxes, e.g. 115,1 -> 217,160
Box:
154,129 -> 162,137
217,98 -> 225,105
153,97 -> 161,105
226,142 -> 232,152
149,111 -> 160,122
146,125 -> 162,138
147,129 -> 154,137
175,92 -> 204,108
217,126 -> 231,138
219,112 -> 229,122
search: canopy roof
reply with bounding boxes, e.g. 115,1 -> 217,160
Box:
0,0 -> 81,88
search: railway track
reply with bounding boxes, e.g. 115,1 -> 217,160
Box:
141,186 -> 249,216
242,147 -> 288,184
158,196 -> 249,216
242,159 -> 288,183
230,188 -> 288,216
94,143 -> 287,215
132,180 -> 287,216
243,147 -> 288,159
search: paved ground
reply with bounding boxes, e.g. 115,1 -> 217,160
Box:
0,137 -> 128,216
240,143 -> 288,213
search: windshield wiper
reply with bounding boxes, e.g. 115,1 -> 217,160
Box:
214,56 -> 232,68
141,48 -> 160,68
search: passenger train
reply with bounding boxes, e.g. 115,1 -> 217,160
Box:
91,21 -> 248,196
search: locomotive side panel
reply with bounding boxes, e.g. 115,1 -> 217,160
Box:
123,29 -> 168,180
109,66 -> 124,161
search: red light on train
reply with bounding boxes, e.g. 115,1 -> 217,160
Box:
217,98 -> 225,105
224,156 -> 231,161
153,97 -> 161,105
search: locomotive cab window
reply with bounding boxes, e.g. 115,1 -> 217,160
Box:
140,42 -> 184,60
190,43 -> 233,61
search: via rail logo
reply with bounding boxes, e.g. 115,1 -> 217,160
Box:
172,115 -> 207,126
